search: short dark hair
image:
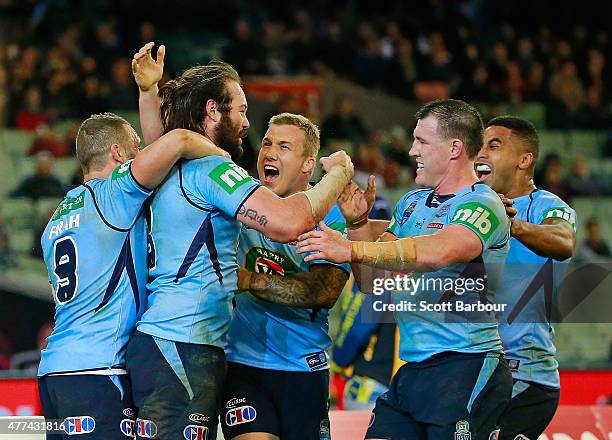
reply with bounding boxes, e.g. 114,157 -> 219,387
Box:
159,60 -> 241,135
414,99 -> 483,159
486,115 -> 539,162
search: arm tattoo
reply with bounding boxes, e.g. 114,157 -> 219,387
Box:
238,205 -> 268,227
248,266 -> 349,308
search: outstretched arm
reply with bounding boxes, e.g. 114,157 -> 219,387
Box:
297,223 -> 482,275
131,129 -> 228,189
132,42 -> 165,144
237,265 -> 349,308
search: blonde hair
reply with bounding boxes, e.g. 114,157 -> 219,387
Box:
76,113 -> 131,173
268,113 -> 320,158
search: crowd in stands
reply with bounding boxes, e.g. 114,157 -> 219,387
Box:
0,0 -> 610,130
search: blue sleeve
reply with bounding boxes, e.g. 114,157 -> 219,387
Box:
332,282 -> 380,367
449,190 -> 510,250
94,160 -> 152,229
531,195 -> 577,231
185,157 -> 260,217
308,205 -> 351,274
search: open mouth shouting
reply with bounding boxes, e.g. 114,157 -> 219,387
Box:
262,164 -> 280,186
475,162 -> 492,182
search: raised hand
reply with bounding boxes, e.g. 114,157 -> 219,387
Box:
320,151 -> 354,178
132,42 -> 165,92
338,175 -> 377,226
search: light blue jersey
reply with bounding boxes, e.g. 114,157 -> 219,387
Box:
39,161 -> 151,376
225,204 -> 350,372
387,182 -> 510,362
497,189 -> 576,389
136,157 -> 260,347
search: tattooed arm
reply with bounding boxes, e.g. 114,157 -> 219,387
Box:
237,265 -> 349,309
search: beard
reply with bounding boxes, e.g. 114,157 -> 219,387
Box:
215,114 -> 246,161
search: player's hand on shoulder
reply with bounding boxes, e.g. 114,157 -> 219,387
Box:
297,221 -> 352,263
498,193 -> 517,220
338,175 -> 376,225
320,150 -> 354,178
132,42 -> 165,92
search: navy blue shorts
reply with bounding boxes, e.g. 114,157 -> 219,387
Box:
366,352 -> 512,440
499,380 -> 560,440
126,330 -> 226,440
220,361 -> 331,440
38,374 -> 135,440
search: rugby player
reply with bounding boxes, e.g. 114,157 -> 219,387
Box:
127,43 -> 354,439
297,99 -> 513,440
39,112 -> 228,439
221,113 -> 351,440
477,115 -> 576,440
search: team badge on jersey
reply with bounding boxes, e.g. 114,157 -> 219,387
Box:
63,416 -> 95,435
225,406 -> 257,426
400,201 -> 418,225
455,421 -> 471,440
183,425 -> 208,440
136,418 -> 158,438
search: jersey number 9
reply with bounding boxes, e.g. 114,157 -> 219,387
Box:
53,237 -> 78,304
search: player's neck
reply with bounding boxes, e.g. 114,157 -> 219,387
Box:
506,174 -> 536,199
83,164 -> 116,183
435,165 -> 479,195
283,181 -> 311,198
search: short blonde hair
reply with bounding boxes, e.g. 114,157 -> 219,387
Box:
76,112 -> 131,173
268,113 -> 320,158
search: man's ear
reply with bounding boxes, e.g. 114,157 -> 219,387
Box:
450,139 -> 464,159
302,156 -> 316,175
205,99 -> 218,122
110,143 -> 123,163
518,152 -> 534,170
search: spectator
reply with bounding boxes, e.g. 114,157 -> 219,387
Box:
78,75 -> 108,118
10,151 -> 65,200
536,153 -> 569,202
574,218 -> 612,262
27,124 -> 69,157
547,61 -> 586,128
321,96 -> 369,148
0,328 -> 12,370
106,57 -> 136,109
15,86 -> 49,130
223,19 -> 265,75
566,155 -> 609,197
575,86 -> 611,130
385,126 -> 412,166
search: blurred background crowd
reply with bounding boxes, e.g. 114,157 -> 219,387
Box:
0,0 -> 611,382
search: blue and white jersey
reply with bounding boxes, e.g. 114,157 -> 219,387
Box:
497,189 -> 576,389
387,182 -> 510,362
136,157 -> 260,347
39,161 -> 151,376
225,204 -> 350,372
